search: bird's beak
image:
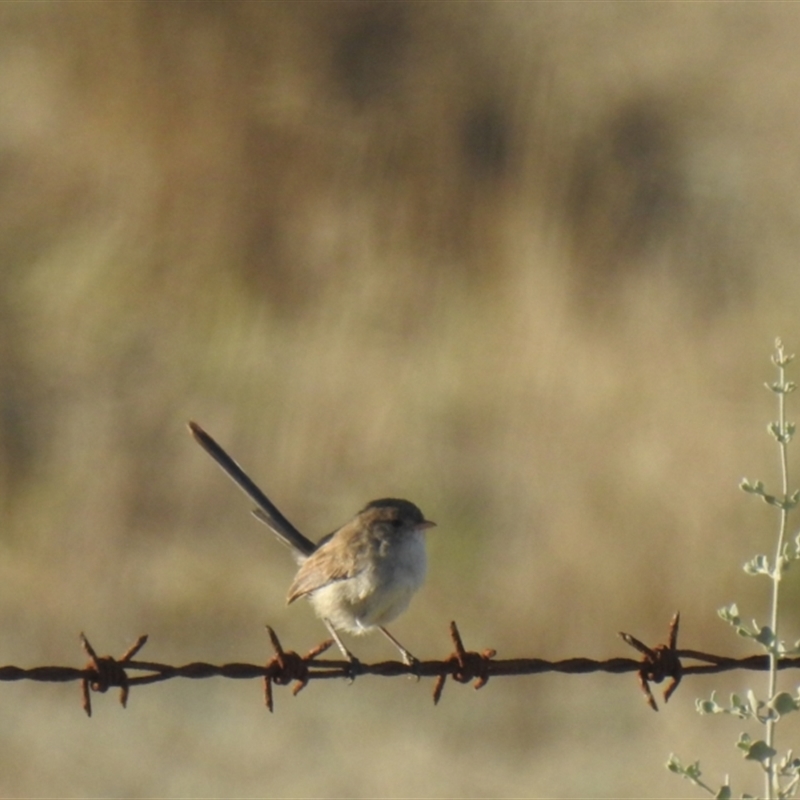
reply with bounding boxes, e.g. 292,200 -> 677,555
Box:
417,520 -> 436,531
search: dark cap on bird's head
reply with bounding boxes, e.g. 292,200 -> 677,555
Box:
360,498 -> 435,530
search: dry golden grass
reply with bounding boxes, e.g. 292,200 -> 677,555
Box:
2,2 -> 800,797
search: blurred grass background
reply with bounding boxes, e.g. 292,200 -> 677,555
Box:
2,1 -> 800,796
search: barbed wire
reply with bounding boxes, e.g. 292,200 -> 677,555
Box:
2,614 -> 797,716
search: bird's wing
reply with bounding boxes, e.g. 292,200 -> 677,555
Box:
286,519 -> 370,603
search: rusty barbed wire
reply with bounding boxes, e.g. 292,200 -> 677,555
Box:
619,611 -> 683,711
3,616 -> 800,717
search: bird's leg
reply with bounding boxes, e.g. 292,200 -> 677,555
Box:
323,619 -> 363,679
379,626 -> 419,672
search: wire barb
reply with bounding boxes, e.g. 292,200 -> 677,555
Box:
433,621 -> 497,705
263,626 -> 333,712
79,633 -> 149,717
619,612 -> 682,711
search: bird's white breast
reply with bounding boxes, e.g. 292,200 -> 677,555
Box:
308,529 -> 427,634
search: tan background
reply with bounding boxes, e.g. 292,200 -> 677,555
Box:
2,2 -> 800,797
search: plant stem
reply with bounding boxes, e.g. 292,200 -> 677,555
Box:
766,339 -> 791,800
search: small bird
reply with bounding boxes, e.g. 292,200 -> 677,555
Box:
188,422 -> 434,666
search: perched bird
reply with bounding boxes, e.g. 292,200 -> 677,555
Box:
188,422 -> 434,665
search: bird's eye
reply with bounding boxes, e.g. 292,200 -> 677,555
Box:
390,518 -> 404,528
